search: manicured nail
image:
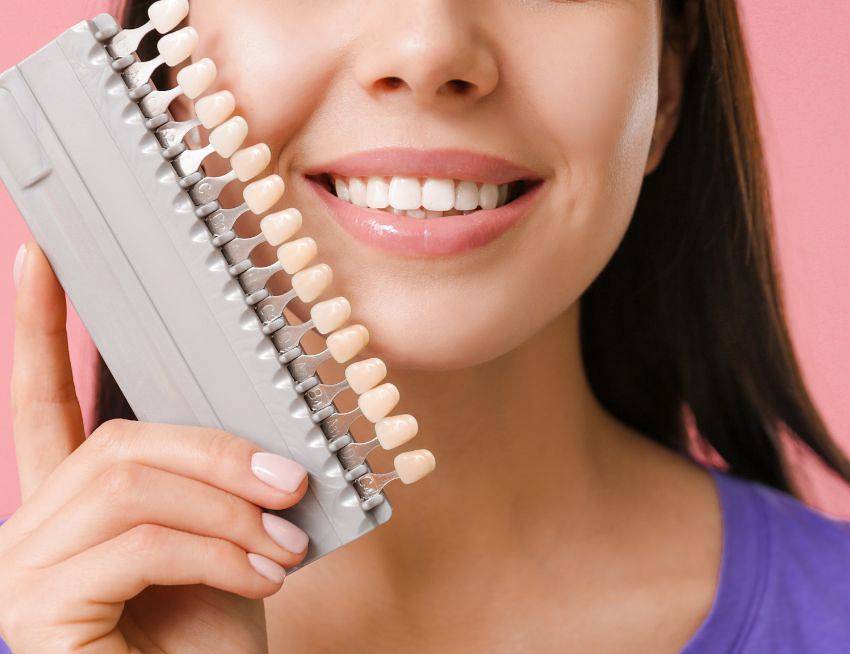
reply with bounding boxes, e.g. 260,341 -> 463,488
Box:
13,243 -> 27,290
262,513 -> 309,554
247,552 -> 286,584
251,452 -> 307,493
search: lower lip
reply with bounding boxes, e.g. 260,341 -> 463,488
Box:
307,178 -> 543,257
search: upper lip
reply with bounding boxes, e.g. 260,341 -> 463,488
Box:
302,147 -> 544,185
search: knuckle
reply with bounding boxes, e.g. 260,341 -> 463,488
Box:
86,418 -> 136,454
99,461 -> 146,500
122,524 -> 166,555
203,428 -> 252,466
221,493 -> 260,537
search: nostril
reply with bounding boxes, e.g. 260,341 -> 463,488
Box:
376,76 -> 406,92
449,79 -> 473,93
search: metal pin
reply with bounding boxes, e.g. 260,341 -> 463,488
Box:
321,407 -> 363,440
302,379 -> 350,413
189,169 -> 238,205
206,203 -> 249,239
221,233 -> 265,267
255,289 -> 298,330
288,348 -> 333,382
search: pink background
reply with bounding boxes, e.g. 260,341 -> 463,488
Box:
1,1 -> 849,517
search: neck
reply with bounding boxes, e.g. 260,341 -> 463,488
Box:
358,303 -> 620,575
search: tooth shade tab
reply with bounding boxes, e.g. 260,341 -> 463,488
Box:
326,324 -> 369,363
244,175 -> 285,214
310,297 -> 351,334
209,116 -> 248,158
231,144 -> 271,182
148,0 -> 189,34
157,26 -> 198,67
176,58 -> 216,99
358,383 -> 400,423
376,414 -> 418,450
292,263 -> 333,302
394,449 -> 436,484
345,358 -> 387,394
277,237 -> 317,274
261,208 -> 302,246
194,91 -> 235,129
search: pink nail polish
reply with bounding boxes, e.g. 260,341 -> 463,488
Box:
13,243 -> 27,290
251,452 -> 307,493
247,552 -> 286,584
262,513 -> 309,554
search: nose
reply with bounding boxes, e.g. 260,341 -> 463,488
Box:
354,1 -> 499,107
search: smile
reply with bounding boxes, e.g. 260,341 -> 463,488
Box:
304,148 -> 544,256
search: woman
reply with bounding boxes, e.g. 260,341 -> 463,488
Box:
2,0 -> 849,652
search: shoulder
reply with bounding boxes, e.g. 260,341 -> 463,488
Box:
713,471 -> 850,653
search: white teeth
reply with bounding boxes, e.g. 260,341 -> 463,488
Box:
479,183 -> 499,210
366,177 -> 390,209
329,176 -> 514,216
334,177 -> 350,202
454,180 -> 479,211
349,177 -> 367,207
422,178 -> 455,211
388,177 -> 421,210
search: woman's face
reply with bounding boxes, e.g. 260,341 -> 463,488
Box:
187,1 -> 668,370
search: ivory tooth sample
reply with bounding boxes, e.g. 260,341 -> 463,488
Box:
394,449 -> 436,484
231,144 -> 272,182
148,0 -> 190,33
261,208 -> 302,245
176,58 -> 216,99
194,90 -> 236,129
326,325 -> 369,363
345,358 -> 387,394
375,414 -> 418,450
277,237 -> 317,274
291,264 -> 333,302
357,383 -> 400,422
157,26 -> 198,67
209,116 -> 248,158
310,297 -> 351,334
244,174 -> 285,213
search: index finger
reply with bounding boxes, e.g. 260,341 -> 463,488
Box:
11,241 -> 85,500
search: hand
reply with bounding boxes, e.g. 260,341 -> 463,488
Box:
0,242 -> 311,653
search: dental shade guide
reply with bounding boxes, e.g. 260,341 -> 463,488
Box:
0,1 -> 434,569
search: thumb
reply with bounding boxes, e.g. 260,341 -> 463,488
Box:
11,241 -> 85,500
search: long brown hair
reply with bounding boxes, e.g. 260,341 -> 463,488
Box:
100,0 -> 850,495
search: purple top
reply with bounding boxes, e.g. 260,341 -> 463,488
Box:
1,470 -> 848,653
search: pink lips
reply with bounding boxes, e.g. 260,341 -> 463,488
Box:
303,148 -> 544,257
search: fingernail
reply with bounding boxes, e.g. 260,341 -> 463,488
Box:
247,552 -> 286,584
13,243 -> 27,290
262,513 -> 309,554
251,452 -> 307,493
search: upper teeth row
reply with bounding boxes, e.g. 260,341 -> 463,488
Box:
332,176 -> 510,213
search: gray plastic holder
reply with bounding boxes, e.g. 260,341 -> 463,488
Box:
0,17 -> 391,569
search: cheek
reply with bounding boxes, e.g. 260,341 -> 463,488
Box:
191,4 -> 348,148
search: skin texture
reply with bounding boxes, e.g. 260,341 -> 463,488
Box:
2,1 -> 722,653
